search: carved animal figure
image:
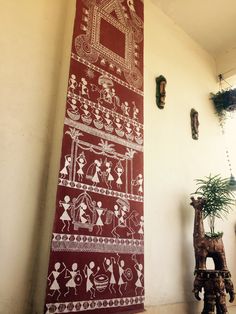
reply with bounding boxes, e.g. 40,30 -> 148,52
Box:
190,197 -> 228,271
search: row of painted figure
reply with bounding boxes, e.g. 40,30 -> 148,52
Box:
68,73 -> 141,120
60,153 -> 143,193
48,254 -> 144,301
59,192 -> 144,238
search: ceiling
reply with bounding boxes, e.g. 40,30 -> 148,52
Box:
152,0 -> 236,58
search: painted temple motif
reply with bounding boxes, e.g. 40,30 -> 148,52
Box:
45,1 -> 144,313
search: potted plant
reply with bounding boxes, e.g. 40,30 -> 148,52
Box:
192,174 -> 235,237
211,88 -> 236,118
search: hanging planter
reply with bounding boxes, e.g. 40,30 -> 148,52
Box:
211,88 -> 236,116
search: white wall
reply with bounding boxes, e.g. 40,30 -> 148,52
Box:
1,1 -> 236,314
144,1 -> 236,312
0,1 -> 74,314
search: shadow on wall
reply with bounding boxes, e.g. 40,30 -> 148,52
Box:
179,197 -> 200,314
26,2 -> 72,314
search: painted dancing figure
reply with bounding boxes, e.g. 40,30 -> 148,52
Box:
64,263 -> 82,297
76,152 -> 87,181
91,160 -> 102,186
137,215 -> 144,239
117,254 -> 128,295
59,195 -> 72,232
79,77 -> 90,98
132,255 -> 144,296
132,174 -> 143,195
68,74 -> 78,93
95,201 -> 106,235
115,162 -> 124,189
103,257 -> 116,294
83,261 -> 100,298
47,262 -> 66,300
60,155 -> 71,178
105,161 -> 114,189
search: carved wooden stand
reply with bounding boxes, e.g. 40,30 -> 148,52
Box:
191,197 -> 235,313
193,270 -> 234,314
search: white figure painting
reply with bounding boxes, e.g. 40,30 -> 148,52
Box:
115,117 -> 124,137
115,161 -> 124,189
121,101 -> 130,117
125,122 -> 134,141
116,254 -> 128,295
138,215 -> 144,239
76,152 -> 87,181
64,263 -> 82,297
79,77 -> 90,98
111,199 -> 139,238
60,155 -> 71,178
111,88 -> 120,110
78,202 -> 91,224
67,98 -> 78,111
59,195 -> 72,232
93,108 -> 104,129
103,257 -> 116,294
104,112 -> 114,133
86,159 -> 102,186
80,102 -> 92,125
105,161 -> 114,189
47,262 -> 66,300
95,201 -> 106,235
68,74 -> 78,93
132,174 -> 143,195
132,255 -> 144,295
132,101 -> 139,121
83,261 -> 100,298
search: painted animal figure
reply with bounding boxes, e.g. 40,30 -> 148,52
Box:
190,197 -> 228,271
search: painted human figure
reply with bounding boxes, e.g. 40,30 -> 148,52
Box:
47,262 -> 66,300
76,152 -> 87,181
93,108 -> 102,122
79,77 -> 90,98
114,203 -> 128,228
115,162 -> 124,189
78,202 -> 90,224
60,155 -> 71,178
64,263 -> 82,297
80,103 -> 91,118
104,112 -> 114,132
137,215 -> 144,239
111,88 -> 120,110
132,255 -> 144,296
67,98 -> 78,111
132,101 -> 139,121
103,257 -> 116,294
83,261 -> 100,298
104,112 -> 112,126
116,254 -> 128,295
132,174 -> 143,195
91,159 -> 102,186
115,117 -> 124,137
95,201 -> 106,235
121,101 -> 130,117
115,117 -> 122,130
59,195 -> 72,232
68,74 -> 78,93
125,122 -> 134,140
105,161 -> 114,189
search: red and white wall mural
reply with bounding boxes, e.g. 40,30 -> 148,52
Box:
45,1 -> 144,313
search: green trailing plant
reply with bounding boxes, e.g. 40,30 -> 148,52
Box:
193,174 -> 235,237
210,88 -> 236,120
